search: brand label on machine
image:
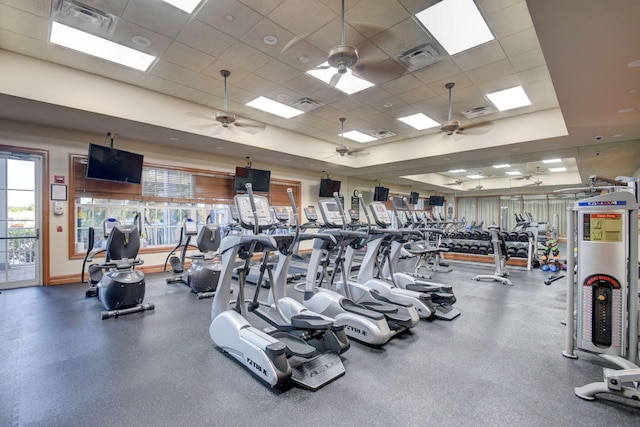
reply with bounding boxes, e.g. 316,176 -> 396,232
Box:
578,200 -> 627,206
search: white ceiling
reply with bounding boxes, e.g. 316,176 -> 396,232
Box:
0,0 -> 638,195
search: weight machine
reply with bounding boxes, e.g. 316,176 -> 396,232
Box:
562,191 -> 639,403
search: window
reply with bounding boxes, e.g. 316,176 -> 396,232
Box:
69,155 -> 301,257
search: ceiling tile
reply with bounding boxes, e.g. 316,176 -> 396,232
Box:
285,73 -> 328,95
235,73 -> 279,95
187,74 -> 226,97
345,0 -> 410,38
268,0 -> 335,38
412,58 -> 463,85
162,41 -> 215,72
278,38 -> 328,72
122,0 -> 190,39
486,0 -> 534,39
98,60 -> 144,86
509,48 -> 545,72
197,0 -> 264,39
217,40 -> 272,72
238,0 -> 284,16
396,85 -> 439,105
177,19 -> 236,57
476,0 -> 522,15
112,19 -> 172,57
0,28 -> 48,59
330,96 -> 365,113
517,65 -> 551,85
254,59 -> 300,85
305,20 -> 366,54
0,0 -> 51,17
202,60 -> 250,82
371,17 -> 432,58
137,74 -> 182,96
452,41 -> 507,72
500,27 -> 541,56
225,83 -> 258,104
0,4 -> 49,40
240,18 -> 295,57
150,60 -> 198,86
464,59 -> 515,84
381,74 -> 424,95
174,86 -> 215,105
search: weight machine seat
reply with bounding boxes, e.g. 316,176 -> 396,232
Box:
339,299 -> 385,320
290,313 -> 333,330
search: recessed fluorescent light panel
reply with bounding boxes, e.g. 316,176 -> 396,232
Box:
341,130 -> 377,143
486,86 -> 531,111
505,171 -> 521,176
50,22 -> 156,71
549,167 -> 567,172
307,63 -> 374,95
543,158 -> 562,164
415,0 -> 494,55
449,169 -> 466,173
493,164 -> 510,168
398,113 -> 439,130
246,96 -> 304,119
466,174 -> 483,180
161,0 -> 203,13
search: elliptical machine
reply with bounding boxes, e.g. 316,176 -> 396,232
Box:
164,218 -> 225,299
209,184 -> 347,391
82,216 -> 154,319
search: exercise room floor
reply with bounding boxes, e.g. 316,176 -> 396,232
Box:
1,260 -> 638,426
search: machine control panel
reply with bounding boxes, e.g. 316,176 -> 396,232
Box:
317,199 -> 344,228
184,219 -> 198,235
234,194 -> 274,229
369,202 -> 392,227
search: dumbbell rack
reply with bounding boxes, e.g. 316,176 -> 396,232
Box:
439,229 -> 535,269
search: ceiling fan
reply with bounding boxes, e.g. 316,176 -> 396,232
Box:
445,178 -> 464,186
333,117 -> 368,157
210,70 -> 266,135
440,82 -> 491,135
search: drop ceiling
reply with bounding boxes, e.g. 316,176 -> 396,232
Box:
0,0 -> 638,195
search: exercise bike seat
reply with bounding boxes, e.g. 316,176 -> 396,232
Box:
339,299 -> 386,320
290,313 -> 333,330
271,331 -> 316,357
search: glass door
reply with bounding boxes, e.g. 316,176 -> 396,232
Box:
0,153 -> 42,289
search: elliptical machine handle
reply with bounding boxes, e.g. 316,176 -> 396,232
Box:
357,191 -> 372,238
245,183 -> 260,236
332,192 -> 348,230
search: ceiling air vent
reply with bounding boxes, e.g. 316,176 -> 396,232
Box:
51,0 -> 119,37
461,106 -> 496,119
368,130 -> 396,139
292,97 -> 324,111
395,43 -> 443,72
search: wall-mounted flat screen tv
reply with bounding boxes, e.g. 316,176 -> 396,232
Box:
234,166 -> 271,192
409,191 -> 419,204
86,143 -> 144,184
319,178 -> 341,197
428,195 -> 445,206
373,186 -> 389,202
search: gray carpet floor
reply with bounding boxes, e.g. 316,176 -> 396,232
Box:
1,259 -> 639,426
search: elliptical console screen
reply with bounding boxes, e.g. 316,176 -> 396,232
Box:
234,194 -> 274,228
318,200 -> 344,227
369,202 -> 392,226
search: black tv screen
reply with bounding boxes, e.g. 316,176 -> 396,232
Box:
86,143 -> 143,184
409,191 -> 419,204
319,178 -> 341,197
234,166 -> 271,192
428,195 -> 445,206
373,186 -> 389,202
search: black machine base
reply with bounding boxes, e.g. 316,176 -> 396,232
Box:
101,302 -> 155,320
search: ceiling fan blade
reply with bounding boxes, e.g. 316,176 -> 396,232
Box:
211,124 -> 225,135
234,117 -> 267,135
329,72 -> 343,87
457,120 -> 493,135
280,34 -> 309,55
